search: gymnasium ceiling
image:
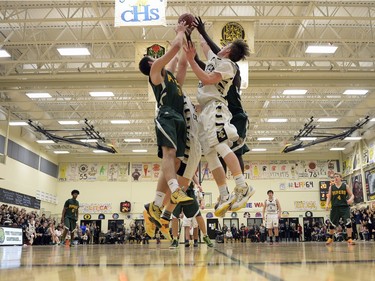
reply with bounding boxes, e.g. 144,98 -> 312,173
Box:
0,0 -> 375,157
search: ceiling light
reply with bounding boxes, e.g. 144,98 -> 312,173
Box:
330,148 -> 345,151
132,149 -> 147,153
282,89 -> 307,95
257,137 -> 274,141
58,120 -> 79,125
344,137 -> 362,141
251,148 -> 267,152
371,118 -> 375,122
57,47 -> 90,56
111,120 -> 130,124
80,139 -> 98,143
305,45 -> 338,54
296,148 -> 305,151
342,90 -> 368,95
36,140 -> 55,144
9,121 -> 28,126
300,137 -> 317,141
89,92 -> 114,97
0,50 -> 11,57
53,151 -> 70,154
124,139 -> 141,142
317,118 -> 338,122
267,118 -> 288,123
26,93 -> 52,98
93,150 -> 108,153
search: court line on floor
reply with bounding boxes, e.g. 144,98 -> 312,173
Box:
214,248 -> 285,281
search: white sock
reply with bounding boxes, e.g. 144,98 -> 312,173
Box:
218,185 -> 229,199
168,179 -> 179,193
154,191 -> 165,207
233,174 -> 246,190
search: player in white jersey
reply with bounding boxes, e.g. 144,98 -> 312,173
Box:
185,23 -> 254,218
262,190 -> 281,244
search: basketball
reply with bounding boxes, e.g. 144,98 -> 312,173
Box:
178,13 -> 195,27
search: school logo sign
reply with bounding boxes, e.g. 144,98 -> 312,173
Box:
115,0 -> 167,27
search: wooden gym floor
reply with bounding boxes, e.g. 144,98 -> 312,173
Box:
0,241 -> 374,281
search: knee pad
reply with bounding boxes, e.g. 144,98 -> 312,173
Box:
215,142 -> 232,158
205,150 -> 222,170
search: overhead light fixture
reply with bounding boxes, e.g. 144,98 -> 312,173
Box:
317,118 -> 338,122
80,139 -> 98,143
26,93 -> 52,98
300,137 -> 317,141
9,121 -> 28,126
124,138 -> 141,143
305,45 -> 338,54
89,92 -> 114,97
58,120 -> 79,125
344,137 -> 362,141
296,148 -> 305,151
53,151 -> 70,154
93,150 -> 108,153
282,89 -> 307,95
257,137 -> 274,141
342,90 -> 368,95
111,120 -> 130,124
267,118 -> 288,123
330,147 -> 345,151
57,47 -> 90,56
251,148 -> 267,152
371,118 -> 375,122
36,140 -> 55,144
0,50 -> 11,57
132,149 -> 147,153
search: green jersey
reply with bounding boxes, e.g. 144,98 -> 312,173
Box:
64,198 -> 79,220
331,183 -> 348,207
149,70 -> 184,114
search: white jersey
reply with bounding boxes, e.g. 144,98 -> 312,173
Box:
197,50 -> 236,108
183,94 -> 199,140
265,198 -> 278,214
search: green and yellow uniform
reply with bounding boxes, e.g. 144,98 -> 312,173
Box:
330,183 -> 350,226
63,198 -> 79,231
149,70 -> 186,159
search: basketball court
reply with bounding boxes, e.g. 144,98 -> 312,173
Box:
1,242 -> 374,281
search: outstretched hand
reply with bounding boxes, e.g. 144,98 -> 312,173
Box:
193,16 -> 206,34
175,21 -> 189,34
183,41 -> 196,61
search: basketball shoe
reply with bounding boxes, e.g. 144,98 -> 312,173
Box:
143,210 -> 156,238
214,194 -> 236,217
347,238 -> 355,245
170,188 -> 194,205
325,237 -> 333,245
230,184 -> 255,212
144,202 -> 162,228
203,235 -> 213,247
169,239 -> 179,249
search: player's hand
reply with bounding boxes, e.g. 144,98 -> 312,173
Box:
193,16 -> 206,34
183,42 -> 196,61
175,21 -> 188,34
347,199 -> 353,205
325,206 -> 329,211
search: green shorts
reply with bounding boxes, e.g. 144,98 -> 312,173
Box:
64,217 -> 77,232
330,206 -> 350,226
155,106 -> 186,159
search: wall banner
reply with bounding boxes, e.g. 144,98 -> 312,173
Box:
115,0 -> 167,27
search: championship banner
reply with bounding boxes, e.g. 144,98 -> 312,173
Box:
352,173 -> 364,204
365,168 -> 375,201
115,0 -> 167,27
